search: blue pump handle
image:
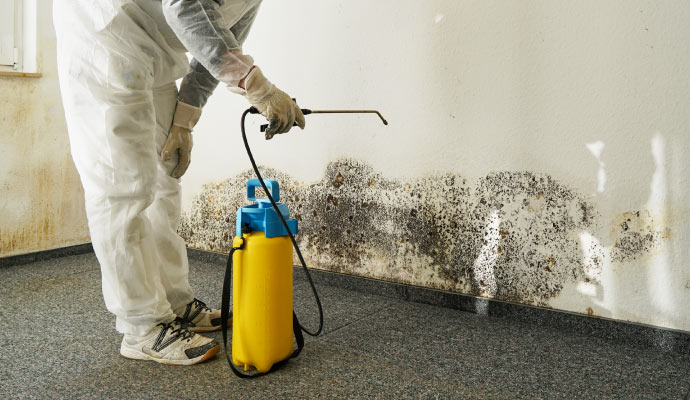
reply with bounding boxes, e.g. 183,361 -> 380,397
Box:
247,178 -> 279,202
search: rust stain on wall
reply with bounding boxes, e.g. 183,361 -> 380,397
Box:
179,159 -> 668,307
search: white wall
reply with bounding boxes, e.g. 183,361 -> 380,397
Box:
182,0 -> 690,332
2,1 -> 684,332
0,3 -> 90,257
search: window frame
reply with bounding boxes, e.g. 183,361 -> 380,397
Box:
0,0 -> 18,68
0,0 -> 39,77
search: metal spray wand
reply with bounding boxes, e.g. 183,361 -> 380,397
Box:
257,106 -> 388,137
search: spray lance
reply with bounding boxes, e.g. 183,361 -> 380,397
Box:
220,104 -> 387,378
259,108 -> 388,139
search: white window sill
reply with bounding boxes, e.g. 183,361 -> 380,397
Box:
0,70 -> 41,78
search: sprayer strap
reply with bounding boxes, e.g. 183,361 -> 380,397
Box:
220,243 -> 304,379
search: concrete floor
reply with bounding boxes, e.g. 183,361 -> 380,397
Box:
1,252 -> 689,399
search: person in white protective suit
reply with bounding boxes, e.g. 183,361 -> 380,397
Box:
54,0 -> 304,365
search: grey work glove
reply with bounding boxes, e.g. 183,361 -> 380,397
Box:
233,66 -> 305,140
162,101 -> 202,178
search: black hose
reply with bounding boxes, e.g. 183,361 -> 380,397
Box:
240,108 -> 324,337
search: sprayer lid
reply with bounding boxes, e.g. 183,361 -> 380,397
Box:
236,179 -> 298,238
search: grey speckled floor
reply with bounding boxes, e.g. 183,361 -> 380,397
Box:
1,253 -> 689,400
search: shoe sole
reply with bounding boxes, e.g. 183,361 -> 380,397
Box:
120,344 -> 220,366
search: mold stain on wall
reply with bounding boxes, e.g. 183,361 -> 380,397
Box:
179,159 -> 668,307
0,76 -> 90,257
610,210 -> 669,262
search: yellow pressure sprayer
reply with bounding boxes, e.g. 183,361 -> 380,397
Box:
220,105 -> 387,378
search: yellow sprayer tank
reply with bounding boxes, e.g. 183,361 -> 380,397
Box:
231,179 -> 298,373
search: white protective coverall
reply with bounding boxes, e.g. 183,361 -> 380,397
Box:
54,0 -> 261,336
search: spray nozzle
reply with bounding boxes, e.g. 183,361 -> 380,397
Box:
254,99 -> 388,134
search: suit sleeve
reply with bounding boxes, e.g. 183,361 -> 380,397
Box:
164,0 -> 261,108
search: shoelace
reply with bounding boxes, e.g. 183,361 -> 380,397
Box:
153,320 -> 195,350
191,298 -> 212,313
177,299 -> 212,325
170,322 -> 195,341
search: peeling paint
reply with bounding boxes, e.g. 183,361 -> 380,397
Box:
179,159 -> 668,307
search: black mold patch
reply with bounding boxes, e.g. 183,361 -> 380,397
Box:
179,159 -> 665,307
610,210 -> 667,262
178,168 -> 294,252
468,172 -> 596,305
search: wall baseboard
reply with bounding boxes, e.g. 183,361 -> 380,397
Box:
0,243 -> 93,269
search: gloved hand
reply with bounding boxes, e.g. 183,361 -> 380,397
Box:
162,101 -> 202,178
234,66 -> 305,140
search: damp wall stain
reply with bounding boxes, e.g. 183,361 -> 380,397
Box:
179,158 -> 668,307
0,74 -> 90,257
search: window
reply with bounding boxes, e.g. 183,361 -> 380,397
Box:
0,0 -> 38,75
0,0 -> 16,67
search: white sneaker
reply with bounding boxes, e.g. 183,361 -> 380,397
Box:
175,298 -> 230,333
120,319 -> 220,366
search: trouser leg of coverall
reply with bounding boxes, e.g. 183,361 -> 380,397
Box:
147,82 -> 195,313
54,2 -> 192,337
